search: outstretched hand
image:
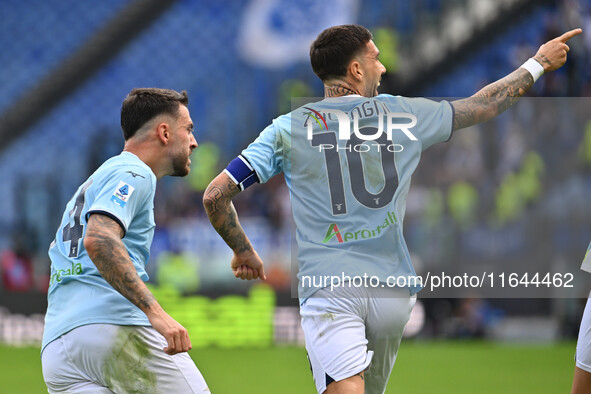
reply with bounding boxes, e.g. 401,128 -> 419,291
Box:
534,28 -> 582,72
232,249 -> 266,280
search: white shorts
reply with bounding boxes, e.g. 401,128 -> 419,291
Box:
576,295 -> 591,373
41,324 -> 210,393
300,286 -> 416,394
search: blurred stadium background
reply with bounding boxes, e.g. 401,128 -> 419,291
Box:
2,0 -> 591,392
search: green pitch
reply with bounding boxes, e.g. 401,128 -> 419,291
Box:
1,341 -> 576,393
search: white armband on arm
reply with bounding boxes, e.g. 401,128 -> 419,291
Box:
224,155 -> 260,191
520,58 -> 545,82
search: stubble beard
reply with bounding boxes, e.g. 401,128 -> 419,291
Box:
171,153 -> 190,177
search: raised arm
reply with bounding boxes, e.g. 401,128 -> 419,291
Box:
83,213 -> 191,355
203,172 -> 266,280
451,28 -> 582,132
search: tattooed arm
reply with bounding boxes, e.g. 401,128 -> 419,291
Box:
83,213 -> 192,355
203,172 -> 266,280
451,68 -> 533,131
451,28 -> 581,132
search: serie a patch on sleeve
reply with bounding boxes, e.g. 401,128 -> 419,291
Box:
110,181 -> 135,207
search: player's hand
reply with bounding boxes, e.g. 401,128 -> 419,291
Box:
147,309 -> 192,355
533,28 -> 582,72
231,249 -> 266,280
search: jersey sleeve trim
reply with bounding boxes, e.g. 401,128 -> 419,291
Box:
86,209 -> 128,236
224,155 -> 260,191
445,100 -> 455,142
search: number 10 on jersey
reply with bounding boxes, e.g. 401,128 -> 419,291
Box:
311,130 -> 399,216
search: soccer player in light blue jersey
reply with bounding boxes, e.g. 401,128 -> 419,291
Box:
203,25 -> 581,394
41,88 -> 210,393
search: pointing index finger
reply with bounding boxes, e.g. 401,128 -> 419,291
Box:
557,28 -> 583,42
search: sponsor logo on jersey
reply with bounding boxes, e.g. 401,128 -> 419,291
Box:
50,262 -> 83,286
322,211 -> 398,244
110,181 -> 135,207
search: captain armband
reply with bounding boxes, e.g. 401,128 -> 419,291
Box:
224,155 -> 260,191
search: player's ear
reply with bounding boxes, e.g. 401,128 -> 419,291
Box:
349,59 -> 363,82
156,122 -> 170,145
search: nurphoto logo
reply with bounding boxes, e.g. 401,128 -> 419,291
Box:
304,107 -> 418,141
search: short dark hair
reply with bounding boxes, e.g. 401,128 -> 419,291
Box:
120,88 -> 189,140
310,25 -> 373,82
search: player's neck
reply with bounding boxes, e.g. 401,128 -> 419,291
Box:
123,144 -> 165,179
324,82 -> 362,98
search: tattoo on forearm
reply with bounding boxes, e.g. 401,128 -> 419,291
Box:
325,84 -> 362,97
203,186 -> 223,213
452,68 -> 534,131
203,176 -> 253,254
85,214 -> 155,311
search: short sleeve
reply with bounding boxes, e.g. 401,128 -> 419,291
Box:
403,97 -> 453,151
240,119 -> 284,184
86,168 -> 153,233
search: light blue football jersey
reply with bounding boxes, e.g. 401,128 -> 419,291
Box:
42,151 -> 156,352
241,95 -> 453,299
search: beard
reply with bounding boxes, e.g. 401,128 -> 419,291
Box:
171,153 -> 190,177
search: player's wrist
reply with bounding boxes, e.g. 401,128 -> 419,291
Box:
233,247 -> 255,258
520,58 -> 545,82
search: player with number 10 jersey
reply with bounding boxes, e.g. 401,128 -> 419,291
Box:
204,24 -> 580,394
240,95 -> 452,299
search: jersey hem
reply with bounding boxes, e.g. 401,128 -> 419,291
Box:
42,319 -> 150,353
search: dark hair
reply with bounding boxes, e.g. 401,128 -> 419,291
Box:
310,25 -> 373,82
120,88 -> 189,140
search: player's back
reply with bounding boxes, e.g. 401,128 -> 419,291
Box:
242,95 -> 452,298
